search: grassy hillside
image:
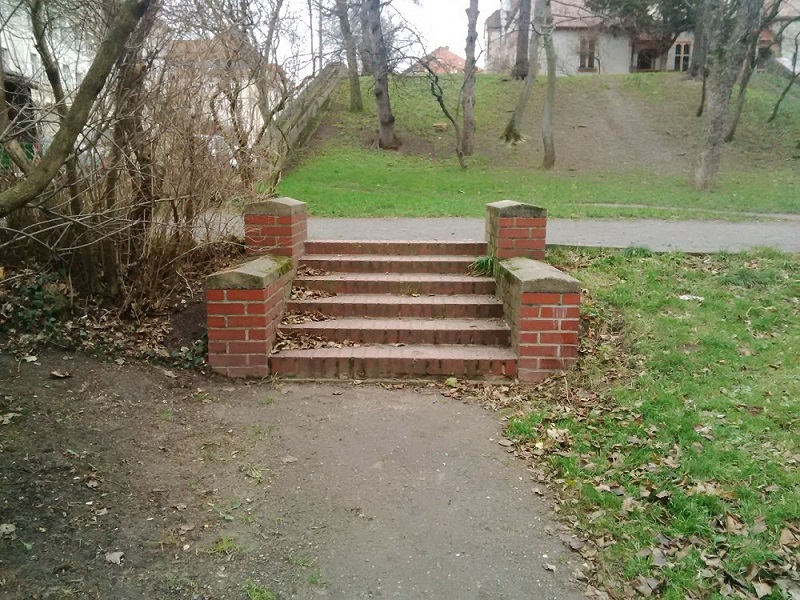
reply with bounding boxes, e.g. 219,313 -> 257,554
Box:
278,72 -> 800,219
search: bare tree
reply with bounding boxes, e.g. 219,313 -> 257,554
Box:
691,0 -> 762,189
0,0 -> 153,219
502,0 -> 542,142
366,0 -> 398,148
512,0 -> 532,79
540,0 -> 556,169
724,1 -> 789,141
689,0 -> 707,78
335,0 -> 363,111
462,0 -> 479,156
768,30 -> 800,122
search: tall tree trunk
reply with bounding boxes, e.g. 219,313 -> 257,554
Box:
689,0 -> 707,78
31,0 -> 81,214
359,1 -> 373,75
502,0 -> 542,142
724,39 -> 757,142
318,0 -> 324,72
336,0 -> 363,112
462,0 -> 479,156
367,0 -> 397,149
691,0 -> 762,189
541,0 -> 556,169
307,0 -> 316,75
0,0 -> 153,219
512,0 -> 532,79
768,71 -> 800,122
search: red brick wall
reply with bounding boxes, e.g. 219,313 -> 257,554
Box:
485,200 -> 547,261
515,291 -> 581,383
244,198 -> 307,262
493,216 -> 547,260
494,255 -> 582,384
206,266 -> 293,378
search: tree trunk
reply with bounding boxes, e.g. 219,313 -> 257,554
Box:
359,1 -> 373,75
768,71 -> 800,122
0,0 -> 153,219
512,0 -> 532,79
502,0 -> 542,142
307,0 -> 316,75
367,0 -> 398,149
462,0 -> 479,156
541,0 -> 556,169
336,0 -> 363,112
724,39 -> 757,142
691,0 -> 762,189
689,0 -> 707,78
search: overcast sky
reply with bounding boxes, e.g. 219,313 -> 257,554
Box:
389,0 -> 491,66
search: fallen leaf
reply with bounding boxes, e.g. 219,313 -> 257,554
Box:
86,479 -> 100,489
49,370 -> 72,379
752,517 -> 768,534
174,503 -> 187,511
281,455 -> 298,464
0,412 -> 21,425
780,528 -> 799,547
0,523 -> 16,537
544,563 -> 557,572
634,575 -> 661,597
22,355 -> 37,363
444,377 -> 459,388
498,439 -> 514,447
104,551 -> 124,565
753,582 -> 772,598
651,547 -> 668,567
725,512 -> 748,535
620,496 -> 640,515
162,370 -> 178,379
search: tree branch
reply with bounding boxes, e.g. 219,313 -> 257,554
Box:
0,0 -> 153,219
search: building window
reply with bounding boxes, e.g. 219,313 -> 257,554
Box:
674,43 -> 691,71
579,39 -> 597,70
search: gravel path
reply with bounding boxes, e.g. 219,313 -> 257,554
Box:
307,217 -> 800,253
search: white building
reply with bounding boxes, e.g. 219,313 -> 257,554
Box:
485,0 -> 694,76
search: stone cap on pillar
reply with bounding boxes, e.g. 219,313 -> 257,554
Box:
244,197 -> 307,216
206,256 -> 293,290
486,200 -> 547,218
497,257 -> 580,293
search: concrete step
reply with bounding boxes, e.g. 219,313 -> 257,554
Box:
280,318 -> 510,346
294,273 -> 495,296
305,240 -> 488,256
301,254 -> 475,275
269,344 -> 517,379
286,294 -> 504,319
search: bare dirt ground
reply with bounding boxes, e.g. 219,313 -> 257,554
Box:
499,77 -> 693,174
0,352 -> 585,599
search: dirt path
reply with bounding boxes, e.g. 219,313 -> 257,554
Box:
0,353 -> 585,599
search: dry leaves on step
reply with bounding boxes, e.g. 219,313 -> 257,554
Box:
290,286 -> 335,300
282,310 -> 333,324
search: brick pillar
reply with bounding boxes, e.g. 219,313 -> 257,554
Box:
206,255 -> 294,378
495,258 -> 581,384
244,197 -> 308,262
485,200 -> 547,260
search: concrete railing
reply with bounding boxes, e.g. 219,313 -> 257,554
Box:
266,63 -> 346,174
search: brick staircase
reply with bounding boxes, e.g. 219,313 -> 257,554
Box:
206,198 -> 581,383
269,240 -> 518,379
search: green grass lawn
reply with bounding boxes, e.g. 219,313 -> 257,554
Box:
506,248 -> 799,597
278,72 -> 800,220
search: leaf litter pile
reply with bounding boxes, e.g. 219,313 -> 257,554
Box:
437,248 -> 799,600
